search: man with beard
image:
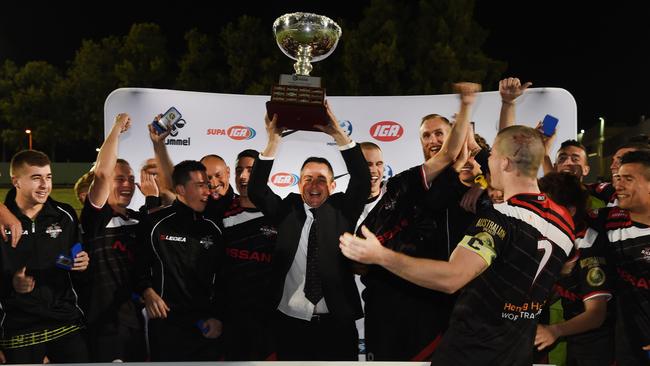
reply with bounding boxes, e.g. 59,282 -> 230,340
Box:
341,125 -> 576,366
80,113 -> 146,361
355,82 -> 479,361
136,160 -> 225,361
221,149 -> 277,360
592,150 -> 650,365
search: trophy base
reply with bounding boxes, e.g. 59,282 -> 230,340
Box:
267,84 -> 327,131
266,100 -> 328,131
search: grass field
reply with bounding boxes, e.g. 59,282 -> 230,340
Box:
0,187 -> 82,216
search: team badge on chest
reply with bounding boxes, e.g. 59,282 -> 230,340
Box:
46,223 -> 63,238
199,236 -> 214,249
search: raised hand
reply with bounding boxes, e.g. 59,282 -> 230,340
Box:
115,113 -> 132,134
137,170 -> 160,197
499,77 -> 532,104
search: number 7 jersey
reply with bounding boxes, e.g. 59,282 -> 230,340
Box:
432,193 -> 575,366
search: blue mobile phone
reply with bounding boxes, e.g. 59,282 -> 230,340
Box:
151,107 -> 182,134
71,243 -> 82,258
541,114 -> 559,137
55,243 -> 83,270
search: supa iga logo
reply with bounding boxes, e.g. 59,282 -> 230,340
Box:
271,172 -> 299,187
227,125 -> 256,140
370,121 -> 404,142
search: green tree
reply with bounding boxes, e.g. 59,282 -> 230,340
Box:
1,61 -> 64,159
340,0 -> 505,95
59,36 -> 122,145
219,15 -> 284,94
176,29 -> 226,92
115,23 -> 171,87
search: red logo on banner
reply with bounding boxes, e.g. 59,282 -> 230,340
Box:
271,172 -> 299,187
370,121 -> 403,141
227,125 -> 257,140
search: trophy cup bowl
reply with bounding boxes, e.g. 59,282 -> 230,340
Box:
273,12 -> 342,76
267,13 -> 342,131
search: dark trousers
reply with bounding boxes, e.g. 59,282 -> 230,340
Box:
224,311 -> 276,360
88,320 -> 146,362
148,317 -> 222,361
364,288 -> 448,361
274,310 -> 358,361
4,329 -> 88,364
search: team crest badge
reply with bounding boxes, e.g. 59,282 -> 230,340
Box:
46,223 -> 63,238
586,267 -> 606,287
199,236 -> 214,250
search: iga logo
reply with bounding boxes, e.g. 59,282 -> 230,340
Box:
271,172 -> 299,187
383,164 -> 394,180
370,121 -> 404,142
227,125 -> 256,140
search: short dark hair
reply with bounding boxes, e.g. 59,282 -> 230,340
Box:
420,113 -> 450,127
620,150 -> 650,180
360,141 -> 382,151
200,154 -> 225,164
538,172 -> 589,225
172,160 -> 206,187
300,157 -> 334,179
236,149 -> 259,161
559,139 -> 586,153
10,150 -> 51,177
116,158 -> 130,165
616,140 -> 650,153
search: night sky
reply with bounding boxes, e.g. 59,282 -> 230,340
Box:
1,1 -> 648,131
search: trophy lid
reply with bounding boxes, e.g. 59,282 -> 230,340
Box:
273,12 -> 342,63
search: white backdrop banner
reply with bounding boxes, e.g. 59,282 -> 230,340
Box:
104,87 -> 577,210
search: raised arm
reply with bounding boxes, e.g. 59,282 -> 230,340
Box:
340,226 -> 487,294
148,118 -> 174,193
88,113 -> 131,207
423,82 -> 480,185
248,114 -> 285,217
498,77 -> 532,130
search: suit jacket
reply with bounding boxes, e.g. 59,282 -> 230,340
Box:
248,144 -> 370,323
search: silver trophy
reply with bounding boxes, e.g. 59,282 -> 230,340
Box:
266,12 -> 342,131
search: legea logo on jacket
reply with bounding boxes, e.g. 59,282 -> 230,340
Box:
370,121 -> 404,142
227,125 -> 256,140
271,172 -> 299,187
160,234 -> 187,242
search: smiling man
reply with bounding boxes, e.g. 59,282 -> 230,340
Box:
1,150 -> 90,363
595,150 -> 650,365
248,102 -> 370,361
80,113 -> 146,362
136,160 -> 225,361
221,149 -> 278,360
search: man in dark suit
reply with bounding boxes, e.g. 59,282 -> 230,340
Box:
248,103 -> 370,360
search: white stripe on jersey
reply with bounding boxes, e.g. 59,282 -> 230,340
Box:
106,216 -> 139,228
576,227 -> 599,249
223,210 -> 264,228
607,224 -> 650,242
493,203 -> 574,255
